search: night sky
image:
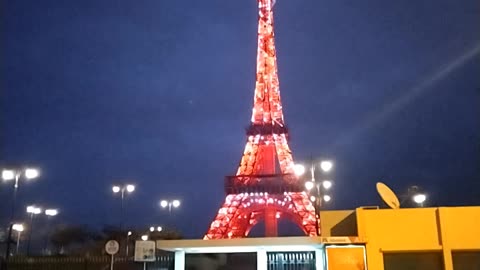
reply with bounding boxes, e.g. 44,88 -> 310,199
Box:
1,0 -> 479,238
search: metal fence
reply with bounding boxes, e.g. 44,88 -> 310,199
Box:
0,254 -> 174,270
267,251 -> 316,270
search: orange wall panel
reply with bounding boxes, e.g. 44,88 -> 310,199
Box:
326,246 -> 366,270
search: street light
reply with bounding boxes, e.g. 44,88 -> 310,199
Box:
45,209 -> 58,216
2,167 -> 40,259
293,164 -> 306,176
305,181 -> 314,191
320,161 -> 333,173
43,208 -> 59,254
404,185 -> 427,207
322,180 -> 332,190
12,223 -> 24,255
149,226 -> 163,232
126,231 -> 133,257
413,193 -> 427,206
301,159 -> 335,236
141,235 -> 148,241
26,205 -> 42,256
160,199 -> 181,214
111,183 -> 135,229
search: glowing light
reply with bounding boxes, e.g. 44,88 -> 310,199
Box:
305,181 -> 314,191
323,195 -> 331,202
322,180 -> 332,189
26,206 -> 42,215
126,184 -> 135,193
141,235 -> 148,241
127,231 -> 132,236
320,161 -> 333,172
172,200 -> 181,208
2,170 -> 15,180
12,224 -> 24,232
149,226 -> 155,232
45,209 -> 58,216
160,200 -> 168,208
112,186 -> 120,193
310,196 -> 316,202
293,164 -> 305,176
25,168 -> 39,179
413,194 -> 426,204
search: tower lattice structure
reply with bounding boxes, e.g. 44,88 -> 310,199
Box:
204,0 -> 318,239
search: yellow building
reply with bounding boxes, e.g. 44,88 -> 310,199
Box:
156,206 -> 480,270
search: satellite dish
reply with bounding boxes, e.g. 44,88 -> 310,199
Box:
376,182 -> 400,209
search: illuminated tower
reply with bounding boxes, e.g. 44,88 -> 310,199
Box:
204,0 -> 318,239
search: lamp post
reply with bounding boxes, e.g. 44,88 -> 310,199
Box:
160,199 -> 181,214
302,160 -> 334,235
126,231 -> 132,257
2,168 -> 40,259
26,205 -> 42,256
43,209 -> 59,254
112,184 -> 135,230
12,223 -> 24,255
160,199 -> 180,229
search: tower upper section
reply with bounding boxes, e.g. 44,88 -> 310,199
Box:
251,0 -> 284,128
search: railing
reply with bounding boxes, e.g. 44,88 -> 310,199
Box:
224,174 -> 304,194
267,251 -> 316,270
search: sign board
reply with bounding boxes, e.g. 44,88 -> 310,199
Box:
134,240 -> 156,262
105,240 -> 119,255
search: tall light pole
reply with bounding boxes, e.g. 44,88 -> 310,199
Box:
2,167 -> 40,259
43,209 -> 59,254
26,205 -> 42,256
302,160 -> 334,235
160,199 -> 180,229
112,184 -> 135,230
160,199 -> 181,214
12,223 -> 24,255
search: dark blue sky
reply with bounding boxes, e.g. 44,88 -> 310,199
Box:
1,0 -> 479,238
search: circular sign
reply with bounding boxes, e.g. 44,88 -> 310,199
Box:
105,240 -> 119,255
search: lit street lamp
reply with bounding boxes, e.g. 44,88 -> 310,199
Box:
160,199 -> 181,214
26,205 -> 42,256
150,226 -> 163,232
320,161 -> 333,173
293,164 -> 306,176
141,235 -> 149,241
112,184 -> 135,229
322,180 -> 332,190
301,159 -> 335,235
126,231 -> 132,257
402,185 -> 427,208
413,193 -> 427,206
43,208 -> 59,254
2,167 -> 40,258
12,223 -> 24,255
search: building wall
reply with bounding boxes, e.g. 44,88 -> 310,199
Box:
320,210 -> 357,237
354,206 -> 480,270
